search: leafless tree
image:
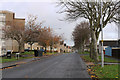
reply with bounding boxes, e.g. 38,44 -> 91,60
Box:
38,27 -> 62,53
3,21 -> 24,53
24,15 -> 43,50
72,21 -> 90,53
57,0 -> 120,62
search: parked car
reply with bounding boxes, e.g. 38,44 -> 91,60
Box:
24,49 -> 30,52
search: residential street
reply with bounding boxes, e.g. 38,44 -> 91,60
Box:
2,53 -> 90,78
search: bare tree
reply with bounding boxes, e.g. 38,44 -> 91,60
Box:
72,21 -> 90,53
38,27 -> 52,53
3,21 -> 24,53
49,34 -> 62,53
24,15 -> 43,50
57,0 -> 120,62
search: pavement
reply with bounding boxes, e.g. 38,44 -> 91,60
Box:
2,54 -> 60,69
98,62 -> 120,65
2,53 -> 91,78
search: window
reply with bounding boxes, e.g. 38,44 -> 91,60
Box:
0,22 -> 5,26
0,13 -> 5,17
0,13 -> 6,22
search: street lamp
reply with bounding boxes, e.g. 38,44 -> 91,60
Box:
100,0 -> 104,67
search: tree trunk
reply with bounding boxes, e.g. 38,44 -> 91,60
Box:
80,44 -> 83,53
92,30 -> 99,63
18,42 -> 22,53
50,45 -> 52,53
30,44 -> 32,50
82,40 -> 86,53
45,46 -> 47,53
90,41 -> 94,59
90,28 -> 94,59
89,21 -> 94,59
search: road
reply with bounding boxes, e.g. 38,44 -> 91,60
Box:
2,53 -> 90,78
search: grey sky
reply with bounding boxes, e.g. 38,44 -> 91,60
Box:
0,0 -> 118,46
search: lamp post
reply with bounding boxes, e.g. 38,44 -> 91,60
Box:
100,0 -> 104,67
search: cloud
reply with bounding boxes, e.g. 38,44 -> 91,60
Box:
1,2 -> 119,46
98,22 -> 118,40
0,0 -> 57,2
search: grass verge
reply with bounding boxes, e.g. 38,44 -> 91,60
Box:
1,51 -> 34,63
79,51 -> 90,54
88,64 -> 119,79
81,54 -> 120,79
81,55 -> 120,63
19,51 -> 34,55
81,55 -> 95,62
44,52 -> 58,56
99,56 -> 120,63
2,56 -> 33,63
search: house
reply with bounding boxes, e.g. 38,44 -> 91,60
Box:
25,43 -> 42,50
24,40 -> 73,53
0,10 -> 25,56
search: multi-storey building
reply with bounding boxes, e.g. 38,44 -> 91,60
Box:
0,10 -> 25,56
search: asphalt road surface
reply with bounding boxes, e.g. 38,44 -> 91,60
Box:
2,53 -> 90,78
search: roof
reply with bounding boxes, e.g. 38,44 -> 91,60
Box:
0,10 -> 14,14
14,18 -> 25,20
99,40 -> 118,42
99,40 -> 119,47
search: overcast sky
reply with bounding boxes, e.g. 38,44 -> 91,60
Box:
0,0 -> 119,46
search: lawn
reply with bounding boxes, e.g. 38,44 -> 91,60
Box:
81,55 -> 120,63
81,55 -> 95,62
79,51 -> 90,54
90,64 -> 119,79
1,51 -> 34,63
18,51 -> 34,55
1,52 -> 59,63
81,54 -> 120,79
2,56 -> 33,63
45,52 -> 57,55
99,56 -> 120,63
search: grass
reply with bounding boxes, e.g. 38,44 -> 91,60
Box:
1,51 -> 34,63
99,56 -> 120,63
64,52 -> 71,53
2,56 -> 33,63
81,55 -> 120,63
81,55 -> 95,62
81,52 -> 120,79
20,51 -> 34,55
1,52 -> 59,63
90,64 -> 119,79
79,51 -> 90,54
83,51 -> 90,54
45,52 -> 57,55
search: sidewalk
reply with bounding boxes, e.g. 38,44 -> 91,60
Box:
2,57 -> 36,69
1,53 -> 62,69
98,62 -> 120,65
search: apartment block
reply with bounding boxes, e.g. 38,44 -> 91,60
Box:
0,10 -> 25,56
